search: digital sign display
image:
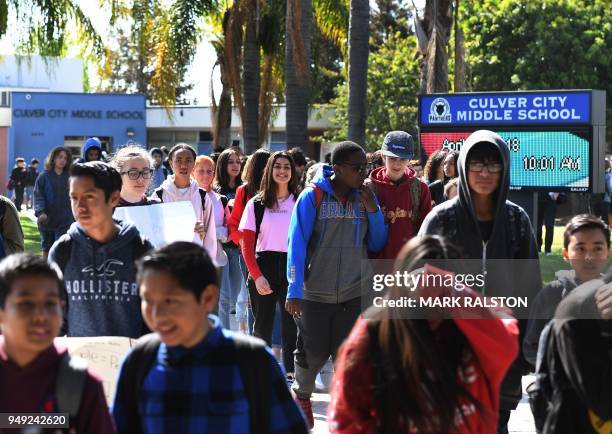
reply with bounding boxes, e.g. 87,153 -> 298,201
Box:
419,128 -> 591,192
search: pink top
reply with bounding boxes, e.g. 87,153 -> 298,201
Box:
239,195 -> 296,252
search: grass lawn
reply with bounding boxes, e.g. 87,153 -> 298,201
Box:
19,212 -> 42,255
14,212 -> 573,283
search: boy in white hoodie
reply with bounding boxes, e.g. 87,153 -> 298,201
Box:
153,143 -> 217,262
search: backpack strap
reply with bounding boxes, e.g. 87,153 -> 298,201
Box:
253,196 -> 266,246
408,177 -> 421,225
52,235 -> 73,272
55,352 -> 88,418
154,188 -> 164,202
198,188 -> 207,210
233,333 -> 271,434
132,234 -> 152,260
120,333 -> 162,434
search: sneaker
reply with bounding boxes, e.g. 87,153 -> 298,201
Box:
545,252 -> 552,256
296,397 -> 314,429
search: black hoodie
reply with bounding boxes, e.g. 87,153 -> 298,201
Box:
419,129 -> 542,410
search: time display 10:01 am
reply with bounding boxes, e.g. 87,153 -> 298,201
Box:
522,155 -> 582,171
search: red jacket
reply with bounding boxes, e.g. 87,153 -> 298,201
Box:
328,285 -> 519,434
228,184 -> 249,246
368,166 -> 432,260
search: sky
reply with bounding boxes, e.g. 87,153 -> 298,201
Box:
0,0 -> 425,106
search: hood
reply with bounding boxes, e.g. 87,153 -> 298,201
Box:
311,165 -> 336,195
457,129 -> 509,229
369,165 -> 417,186
67,219 -> 140,250
159,175 -> 200,199
82,138 -> 102,158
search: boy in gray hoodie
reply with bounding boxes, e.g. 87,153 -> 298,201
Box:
49,162 -> 153,338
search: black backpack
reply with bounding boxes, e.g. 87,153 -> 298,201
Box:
526,321 -> 555,433
118,333 -> 272,434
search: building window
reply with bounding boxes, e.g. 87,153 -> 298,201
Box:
0,91 -> 10,108
199,131 -> 213,142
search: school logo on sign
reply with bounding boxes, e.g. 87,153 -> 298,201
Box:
429,98 -> 452,123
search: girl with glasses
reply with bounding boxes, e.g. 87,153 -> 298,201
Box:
110,145 -> 160,207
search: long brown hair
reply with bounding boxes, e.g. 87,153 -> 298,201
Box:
44,146 -> 72,172
257,151 -> 299,209
242,149 -> 271,205
365,236 -> 487,434
213,148 -> 242,194
423,150 -> 446,183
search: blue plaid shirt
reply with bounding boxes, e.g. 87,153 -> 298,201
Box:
112,316 -> 307,434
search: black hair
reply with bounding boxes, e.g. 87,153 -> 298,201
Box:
466,142 -> 502,164
150,148 -> 163,157
0,254 -> 64,309
563,214 -> 611,249
168,143 -> 197,161
70,162 -> 122,202
31,158 -> 39,165
136,242 -> 218,301
287,147 -> 307,167
213,148 -> 242,194
423,150 -> 446,184
331,141 -> 365,165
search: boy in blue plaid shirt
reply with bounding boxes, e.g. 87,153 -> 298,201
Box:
112,241 -> 308,434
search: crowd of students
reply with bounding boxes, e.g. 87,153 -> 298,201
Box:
0,130 -> 610,434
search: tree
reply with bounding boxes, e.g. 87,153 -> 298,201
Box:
369,0 -> 410,48
347,0 -> 369,146
462,0 -> 611,140
325,31 -> 420,151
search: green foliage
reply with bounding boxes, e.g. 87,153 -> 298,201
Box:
324,31 -> 420,151
462,0 -> 612,141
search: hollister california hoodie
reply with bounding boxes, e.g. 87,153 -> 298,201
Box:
49,221 -> 153,338
368,166 -> 432,260
287,165 -> 388,304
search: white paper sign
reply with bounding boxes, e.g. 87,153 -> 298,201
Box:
114,202 -> 196,247
55,336 -> 135,405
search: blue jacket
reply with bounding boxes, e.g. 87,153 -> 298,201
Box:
287,165 -> 387,303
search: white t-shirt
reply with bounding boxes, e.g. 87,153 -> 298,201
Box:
239,195 -> 296,252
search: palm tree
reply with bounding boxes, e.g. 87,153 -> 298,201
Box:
347,0 -> 369,147
242,0 -> 261,153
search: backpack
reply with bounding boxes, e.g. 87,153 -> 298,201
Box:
0,200 -> 7,259
118,332 -> 272,434
54,352 -> 88,418
526,321 -> 555,433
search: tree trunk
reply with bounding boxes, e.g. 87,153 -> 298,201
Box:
418,0 -> 453,94
453,0 -> 465,92
243,0 -> 260,154
285,0 -> 312,152
347,0 -> 369,147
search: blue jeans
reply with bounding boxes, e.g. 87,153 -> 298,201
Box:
218,244 -> 246,329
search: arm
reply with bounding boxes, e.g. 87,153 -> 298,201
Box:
364,204 -> 387,253
240,230 -> 263,280
416,180 -> 432,231
201,195 -> 218,264
228,186 -> 247,246
2,199 -> 24,253
287,189 -> 318,299
33,173 -> 47,217
265,349 -> 309,434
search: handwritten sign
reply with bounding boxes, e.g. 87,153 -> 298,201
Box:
113,202 -> 197,248
55,336 -> 135,405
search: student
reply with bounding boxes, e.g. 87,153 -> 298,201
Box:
0,194 -> 24,258
423,150 -> 446,206
49,162 -> 153,338
368,131 -> 432,260
112,242 -> 308,434
240,151 -> 299,377
287,140 -> 388,427
153,143 -> 217,262
213,148 -> 246,329
25,158 -> 39,209
147,147 -> 168,195
536,275 -> 612,433
444,177 -> 459,200
193,155 -> 230,272
536,191 -> 563,256
76,137 -> 104,164
111,145 -> 160,207
10,157 -> 28,211
443,150 -> 459,182
329,235 -> 519,434
34,147 -> 74,258
523,214 -> 610,366
287,147 -> 307,188
0,253 -> 115,433
418,130 -> 541,434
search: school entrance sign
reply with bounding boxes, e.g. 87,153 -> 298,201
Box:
418,90 -> 607,193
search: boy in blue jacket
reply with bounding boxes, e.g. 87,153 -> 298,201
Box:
286,141 -> 387,428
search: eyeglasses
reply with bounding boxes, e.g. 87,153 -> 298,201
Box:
121,169 -> 153,180
342,163 -> 368,174
468,162 -> 503,173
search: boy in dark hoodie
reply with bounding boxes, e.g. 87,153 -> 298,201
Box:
76,137 -> 104,164
286,140 -> 388,428
368,131 -> 431,260
49,162 -> 153,338
523,214 -> 610,366
418,129 -> 541,434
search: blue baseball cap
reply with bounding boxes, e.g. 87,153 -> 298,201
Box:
381,131 -> 414,159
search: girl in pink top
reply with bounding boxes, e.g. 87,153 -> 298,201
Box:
239,151 -> 300,376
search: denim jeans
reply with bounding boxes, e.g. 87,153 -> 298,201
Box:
218,244 -> 246,329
